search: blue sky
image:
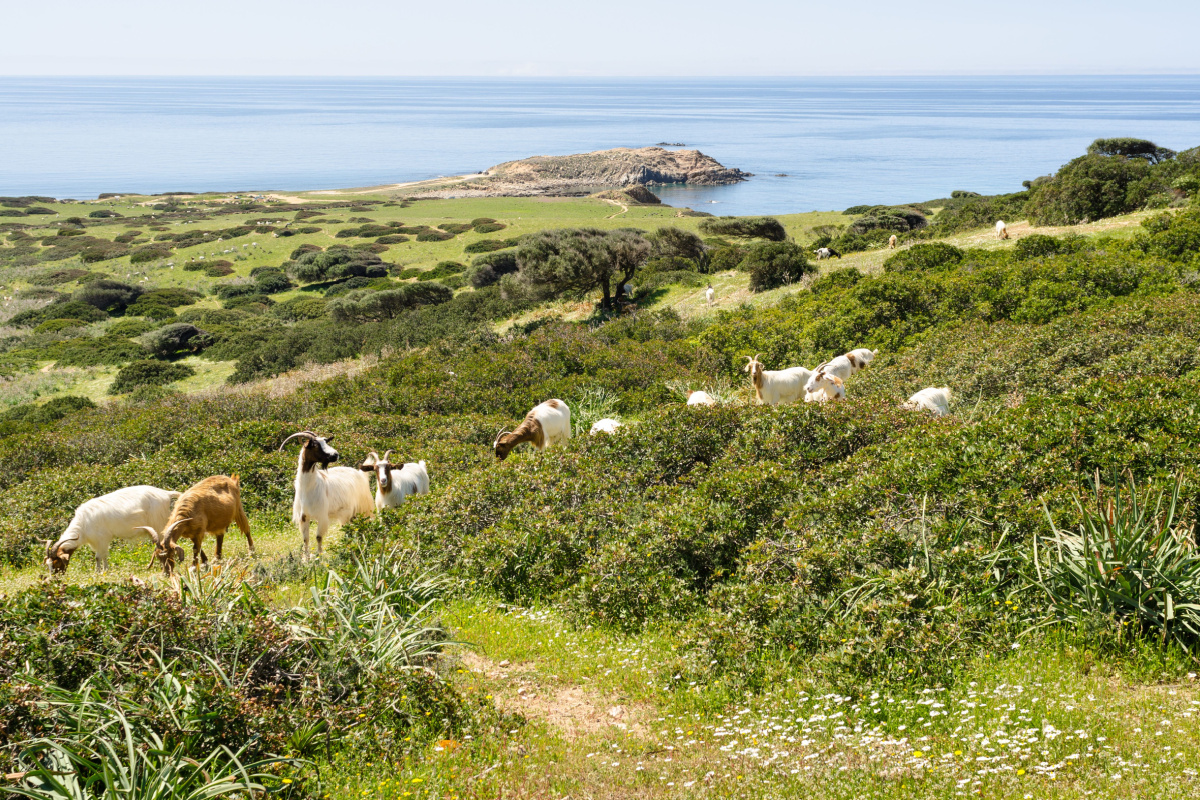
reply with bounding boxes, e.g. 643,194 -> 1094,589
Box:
4,0 -> 1199,76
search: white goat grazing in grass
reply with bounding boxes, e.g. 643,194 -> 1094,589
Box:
494,399 -> 572,460
45,485 -> 181,574
589,418 -> 624,435
995,220 -> 1009,239
280,431 -> 374,559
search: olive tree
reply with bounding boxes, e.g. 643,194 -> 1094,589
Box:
515,227 -> 651,309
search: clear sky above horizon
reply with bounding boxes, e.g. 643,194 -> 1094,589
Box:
3,0 -> 1199,77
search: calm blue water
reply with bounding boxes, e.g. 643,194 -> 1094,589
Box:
2,77 -> 1199,214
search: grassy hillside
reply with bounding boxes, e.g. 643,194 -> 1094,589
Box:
3,145 -> 1200,798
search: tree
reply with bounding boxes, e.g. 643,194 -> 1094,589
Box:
147,322 -> 212,358
1025,153 -> 1155,225
73,280 -> 143,315
516,228 -> 651,309
1087,137 -> 1176,165
698,216 -> 787,241
743,242 -> 814,292
647,227 -> 707,264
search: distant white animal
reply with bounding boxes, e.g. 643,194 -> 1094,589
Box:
813,247 -> 841,260
902,387 -> 953,416
705,285 -> 714,305
888,234 -> 898,249
744,355 -> 813,406
589,418 -> 623,435
494,399 -> 572,460
359,450 -> 430,509
995,220 -> 1009,240
45,485 -> 181,574
687,390 -> 718,407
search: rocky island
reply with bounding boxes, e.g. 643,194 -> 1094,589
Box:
413,146 -> 750,198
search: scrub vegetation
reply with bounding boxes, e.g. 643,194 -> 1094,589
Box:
2,139 -> 1200,798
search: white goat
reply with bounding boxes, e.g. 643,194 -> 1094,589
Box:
705,285 -> 714,305
804,372 -> 846,403
494,399 -> 571,460
902,387 -> 953,417
359,450 -> 430,509
687,390 -> 718,407
589,418 -> 623,435
888,234 -> 898,249
279,431 -> 374,559
45,485 -> 181,573
744,355 -> 813,406
995,220 -> 1009,240
803,349 -> 876,396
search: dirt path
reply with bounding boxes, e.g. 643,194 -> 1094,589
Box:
600,198 -> 629,218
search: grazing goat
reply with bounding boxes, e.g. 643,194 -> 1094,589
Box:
359,450 -> 430,509
687,390 -> 717,407
902,387 -> 953,417
589,418 -> 623,435
814,247 -> 842,260
706,285 -> 714,305
45,485 -> 181,574
494,399 -> 571,460
888,234 -> 898,249
744,354 -> 813,406
804,372 -> 845,402
280,431 -> 375,558
803,348 -> 877,396
995,220 -> 1009,240
140,475 -> 254,574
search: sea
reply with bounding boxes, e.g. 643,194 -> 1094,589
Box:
2,76 -> 1199,215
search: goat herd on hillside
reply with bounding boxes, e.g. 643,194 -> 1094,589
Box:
42,349 -> 953,578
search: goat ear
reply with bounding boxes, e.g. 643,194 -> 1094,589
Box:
324,435 -> 334,444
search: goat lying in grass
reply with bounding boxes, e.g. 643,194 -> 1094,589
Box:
45,485 -> 181,574
687,390 -> 717,407
360,450 -> 430,509
280,430 -> 374,559
494,399 -> 571,460
902,386 -> 953,416
589,418 -> 623,434
140,475 -> 254,574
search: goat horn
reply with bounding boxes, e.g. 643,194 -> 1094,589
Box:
278,431 -> 316,451
382,449 -> 394,463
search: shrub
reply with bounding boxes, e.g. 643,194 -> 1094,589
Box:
254,270 -> 294,294
467,251 -> 519,288
87,209 -> 121,218
699,216 -> 787,241
123,298 -> 176,320
1087,137 -> 1176,164
291,243 -> 323,259
1026,153 -> 1156,225
326,283 -> 454,323
648,226 -> 707,263
291,246 -> 384,283
1015,234 -> 1062,259
214,282 -> 260,300
882,242 -> 964,272
473,222 -> 507,233
272,295 -> 328,321
108,318 -> 157,337
470,217 -> 497,225
79,241 -> 131,263
297,226 -> 322,234
139,288 -> 202,308
10,300 -> 108,328
464,238 -> 519,254
146,322 -> 212,358
848,207 -> 927,234
743,241 -> 814,291
439,223 -> 474,234
34,318 -> 90,333
375,234 -> 408,244
708,244 -> 747,272
204,263 -> 235,277
29,268 -> 90,286
416,230 -> 454,242
73,280 -> 144,315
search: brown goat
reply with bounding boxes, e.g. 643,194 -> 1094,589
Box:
139,475 -> 255,574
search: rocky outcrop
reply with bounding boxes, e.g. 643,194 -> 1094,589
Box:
413,147 -> 750,199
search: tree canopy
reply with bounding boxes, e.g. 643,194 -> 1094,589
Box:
515,227 -> 651,309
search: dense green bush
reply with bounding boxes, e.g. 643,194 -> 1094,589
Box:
146,322 -> 212,358
882,242 -> 964,272
108,360 -> 196,394
1087,137 -> 1176,164
291,246 -> 384,283
129,244 -> 172,264
699,216 -> 787,241
1014,233 -> 1062,259
73,280 -> 144,315
272,295 -> 328,321
416,230 -> 454,242
743,241 -> 814,291
515,227 -> 650,309
327,283 -> 453,323
473,222 -> 507,233
28,268 -> 90,286
1026,153 -> 1158,225
464,238 -> 519,254
34,318 -> 90,333
9,299 -> 108,328
0,395 -> 96,438
467,250 -> 519,288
